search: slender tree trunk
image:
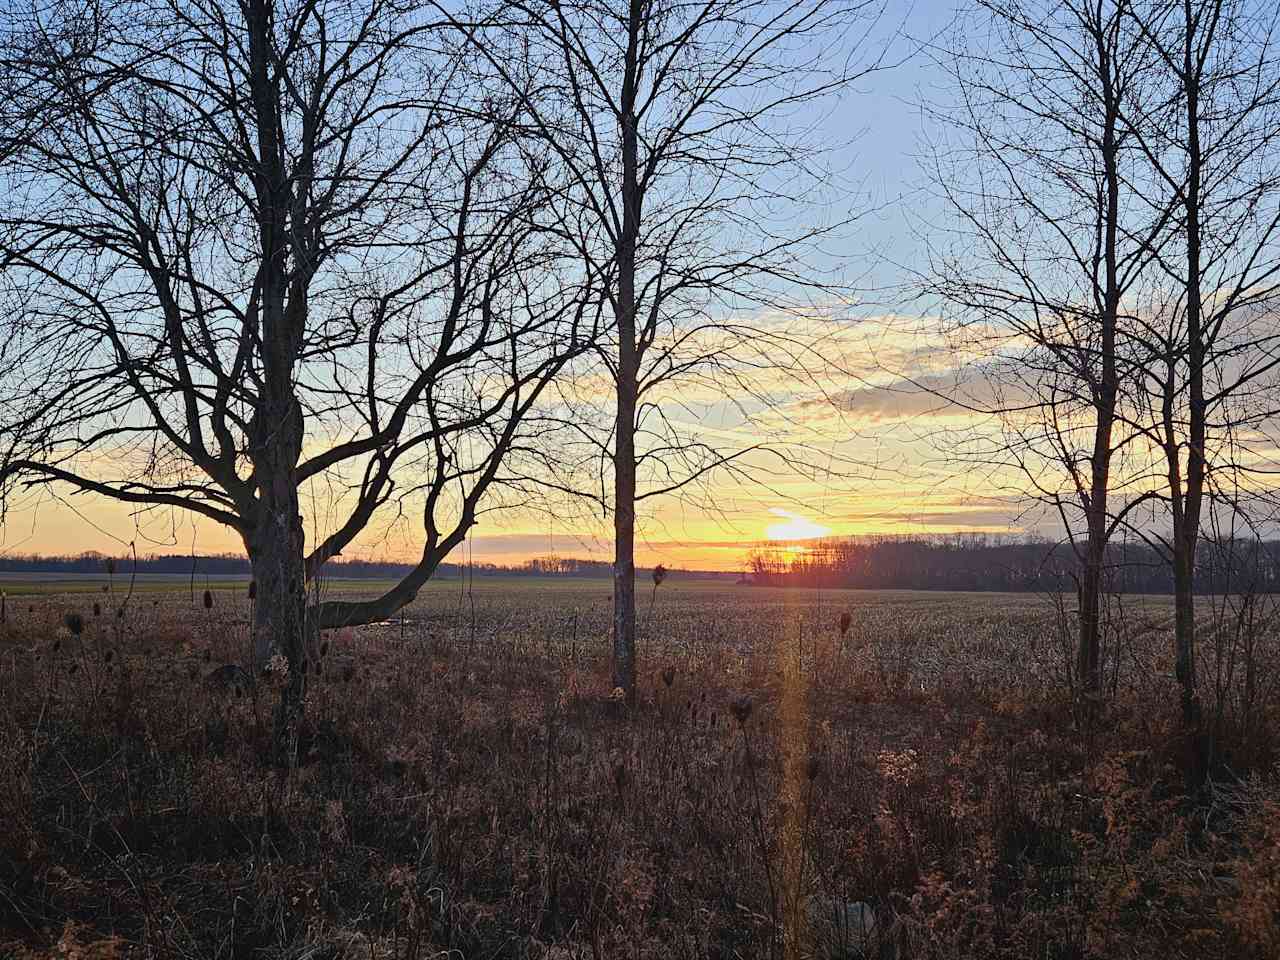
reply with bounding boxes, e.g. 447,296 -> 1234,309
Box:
1079,391 -> 1116,701
1077,537 -> 1104,696
1078,40 -> 1122,704
1172,539 -> 1200,722
1161,361 -> 1199,726
611,0 -> 642,704
613,360 -> 637,702
1176,4 -> 1205,727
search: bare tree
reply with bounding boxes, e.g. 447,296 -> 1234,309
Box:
921,0 -> 1170,702
447,0 -> 890,703
1120,0 -> 1280,726
923,0 -> 1280,730
0,0 -> 597,753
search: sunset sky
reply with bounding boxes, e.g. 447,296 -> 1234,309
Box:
0,5 -> 1038,572
0,311 -> 1027,573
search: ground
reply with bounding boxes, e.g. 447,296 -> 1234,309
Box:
0,577 -> 1277,959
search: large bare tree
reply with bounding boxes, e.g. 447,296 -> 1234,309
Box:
448,0 -> 889,702
0,0 -> 597,752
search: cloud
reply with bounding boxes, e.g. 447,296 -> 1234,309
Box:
792,370 -> 1014,426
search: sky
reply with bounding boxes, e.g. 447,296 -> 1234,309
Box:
0,3 -> 1033,573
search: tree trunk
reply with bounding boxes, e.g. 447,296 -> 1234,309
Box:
1077,541 -> 1104,697
248,488 -> 309,763
243,0 -> 311,759
1176,4 -> 1205,729
612,373 -> 637,702
611,0 -> 642,705
1077,21 -> 1120,709
250,520 -> 308,668
245,409 -> 309,756
1173,537 -> 1200,725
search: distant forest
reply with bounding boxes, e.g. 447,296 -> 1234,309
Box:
745,534 -> 1280,595
0,551 -> 722,582
8,535 -> 1280,594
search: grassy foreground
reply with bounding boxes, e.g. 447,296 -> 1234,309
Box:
0,579 -> 1277,959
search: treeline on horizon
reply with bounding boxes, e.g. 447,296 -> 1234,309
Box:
745,533 -> 1280,595
13,535 -> 1280,594
0,551 -> 722,581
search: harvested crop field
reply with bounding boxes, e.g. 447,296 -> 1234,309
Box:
1,578 -> 1277,959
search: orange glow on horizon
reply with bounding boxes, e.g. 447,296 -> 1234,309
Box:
764,509 -> 831,542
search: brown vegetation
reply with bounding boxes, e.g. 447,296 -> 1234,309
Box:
0,583 -> 1277,959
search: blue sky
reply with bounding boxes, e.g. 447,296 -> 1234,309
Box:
0,2 -> 1072,569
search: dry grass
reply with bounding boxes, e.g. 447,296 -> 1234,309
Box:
0,581 -> 1277,959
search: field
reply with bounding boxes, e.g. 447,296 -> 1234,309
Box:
1,577 -> 1278,959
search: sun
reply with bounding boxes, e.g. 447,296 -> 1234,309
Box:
765,508 -> 831,541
